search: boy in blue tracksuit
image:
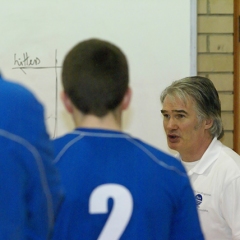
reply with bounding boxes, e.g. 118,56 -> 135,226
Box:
52,39 -> 204,239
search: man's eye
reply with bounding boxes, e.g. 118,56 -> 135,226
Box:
163,114 -> 170,119
176,114 -> 185,119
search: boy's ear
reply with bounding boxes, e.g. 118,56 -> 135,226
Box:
121,87 -> 132,110
61,91 -> 74,113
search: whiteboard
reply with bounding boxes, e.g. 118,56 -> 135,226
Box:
0,0 -> 195,153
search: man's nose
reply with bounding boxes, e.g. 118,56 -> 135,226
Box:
166,117 -> 178,130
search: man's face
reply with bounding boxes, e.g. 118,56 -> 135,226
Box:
161,95 -> 209,156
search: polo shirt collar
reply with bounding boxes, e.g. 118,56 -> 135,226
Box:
177,137 -> 222,176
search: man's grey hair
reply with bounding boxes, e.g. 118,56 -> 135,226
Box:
160,76 -> 224,139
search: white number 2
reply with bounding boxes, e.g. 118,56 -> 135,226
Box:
89,184 -> 133,240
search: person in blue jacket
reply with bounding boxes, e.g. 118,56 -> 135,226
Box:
52,38 -> 204,240
0,74 -> 63,239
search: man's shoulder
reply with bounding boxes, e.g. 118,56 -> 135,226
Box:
221,144 -> 240,169
209,140 -> 240,180
207,138 -> 240,169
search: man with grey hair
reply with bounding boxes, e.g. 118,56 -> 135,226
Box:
160,76 -> 240,240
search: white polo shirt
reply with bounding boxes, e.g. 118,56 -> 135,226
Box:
178,137 -> 240,240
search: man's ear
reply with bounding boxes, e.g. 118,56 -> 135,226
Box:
61,91 -> 74,113
121,87 -> 132,110
205,118 -> 213,130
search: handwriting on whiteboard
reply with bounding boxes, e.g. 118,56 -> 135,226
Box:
12,50 -> 62,74
14,53 -> 41,67
12,50 -> 62,138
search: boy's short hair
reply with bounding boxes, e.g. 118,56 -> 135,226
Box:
62,38 -> 129,117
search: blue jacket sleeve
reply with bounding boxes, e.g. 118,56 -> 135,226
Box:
0,77 -> 64,239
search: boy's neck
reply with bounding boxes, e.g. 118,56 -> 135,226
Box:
72,109 -> 122,131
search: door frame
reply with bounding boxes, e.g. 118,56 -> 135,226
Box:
234,0 -> 240,153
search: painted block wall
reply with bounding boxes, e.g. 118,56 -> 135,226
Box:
197,0 -> 234,148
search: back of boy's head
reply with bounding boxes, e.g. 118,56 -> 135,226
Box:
62,38 -> 129,117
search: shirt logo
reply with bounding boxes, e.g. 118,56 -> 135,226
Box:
195,194 -> 202,207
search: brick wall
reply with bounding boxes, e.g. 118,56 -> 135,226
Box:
197,0 -> 234,148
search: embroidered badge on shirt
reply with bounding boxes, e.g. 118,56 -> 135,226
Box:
195,194 -> 203,207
